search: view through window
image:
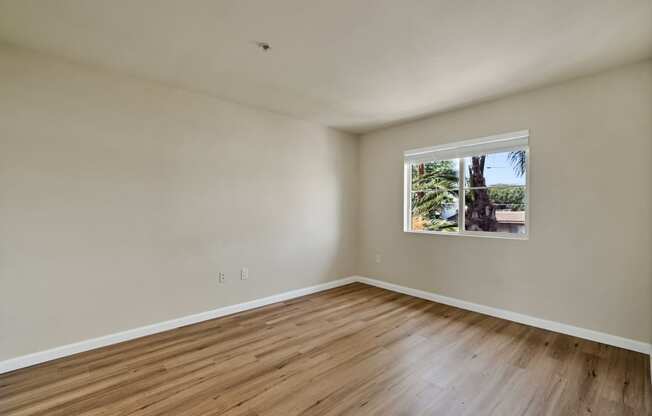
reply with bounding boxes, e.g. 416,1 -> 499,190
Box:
405,131 -> 528,237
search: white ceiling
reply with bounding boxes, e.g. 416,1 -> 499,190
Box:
0,1 -> 651,133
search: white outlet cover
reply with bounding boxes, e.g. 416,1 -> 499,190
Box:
241,268 -> 248,280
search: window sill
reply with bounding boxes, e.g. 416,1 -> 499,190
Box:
403,229 -> 529,240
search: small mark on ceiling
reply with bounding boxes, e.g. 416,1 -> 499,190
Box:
254,41 -> 271,52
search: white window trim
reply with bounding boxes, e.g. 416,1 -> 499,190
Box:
403,130 -> 530,240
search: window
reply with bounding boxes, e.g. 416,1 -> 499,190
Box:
404,130 -> 529,238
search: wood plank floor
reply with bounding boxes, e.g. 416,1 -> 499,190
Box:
1,283 -> 650,416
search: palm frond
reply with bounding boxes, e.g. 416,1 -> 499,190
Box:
508,150 -> 526,177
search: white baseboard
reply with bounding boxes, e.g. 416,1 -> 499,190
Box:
1,275 -> 649,375
0,276 -> 357,374
355,276 -> 651,355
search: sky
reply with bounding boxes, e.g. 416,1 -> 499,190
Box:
464,151 -> 526,186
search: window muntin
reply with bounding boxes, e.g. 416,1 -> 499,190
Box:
404,131 -> 529,238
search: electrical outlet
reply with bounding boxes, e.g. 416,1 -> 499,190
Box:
241,267 -> 248,280
218,272 -> 225,284
375,253 -> 382,263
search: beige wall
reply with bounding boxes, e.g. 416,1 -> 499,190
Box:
1,44 -> 650,363
0,46 -> 358,360
359,61 -> 652,343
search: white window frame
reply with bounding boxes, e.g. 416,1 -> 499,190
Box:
403,130 -> 530,240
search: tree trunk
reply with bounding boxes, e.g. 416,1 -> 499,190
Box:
465,156 -> 497,231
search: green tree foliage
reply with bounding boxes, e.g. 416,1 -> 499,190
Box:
488,186 -> 526,210
411,160 -> 458,231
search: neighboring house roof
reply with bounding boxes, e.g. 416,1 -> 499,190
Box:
496,211 -> 526,224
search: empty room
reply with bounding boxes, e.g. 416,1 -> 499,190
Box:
0,1 -> 651,415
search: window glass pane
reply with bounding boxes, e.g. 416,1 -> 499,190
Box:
411,190 -> 459,232
464,151 -> 526,187
464,186 -> 526,234
411,159 -> 459,191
